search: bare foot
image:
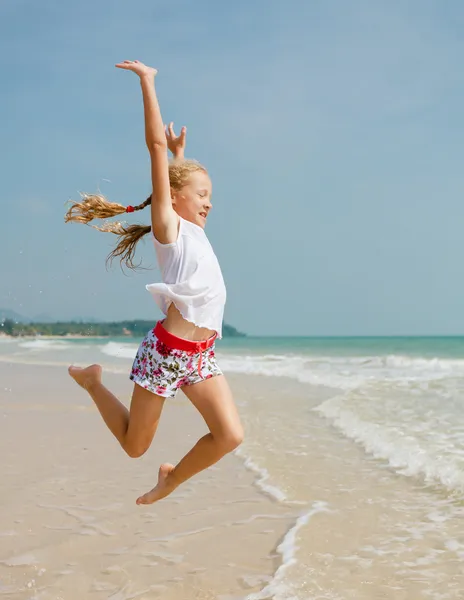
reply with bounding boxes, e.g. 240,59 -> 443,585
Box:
68,364 -> 102,390
136,463 -> 177,505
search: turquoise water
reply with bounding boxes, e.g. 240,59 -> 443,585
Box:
217,335 -> 464,357
33,333 -> 464,356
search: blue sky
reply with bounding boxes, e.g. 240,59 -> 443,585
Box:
2,0 -> 464,336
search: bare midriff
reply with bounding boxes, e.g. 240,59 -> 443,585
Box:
161,302 -> 217,342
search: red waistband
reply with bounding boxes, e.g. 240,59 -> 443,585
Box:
154,320 -> 217,354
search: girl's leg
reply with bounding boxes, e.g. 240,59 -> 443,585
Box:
68,364 -> 165,458
136,374 -> 243,505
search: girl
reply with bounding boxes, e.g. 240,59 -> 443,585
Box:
65,60 -> 244,505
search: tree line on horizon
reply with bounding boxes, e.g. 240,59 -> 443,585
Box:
0,319 -> 245,338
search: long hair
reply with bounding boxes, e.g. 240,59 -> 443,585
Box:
65,159 -> 207,270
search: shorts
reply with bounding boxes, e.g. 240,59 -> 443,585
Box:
129,320 -> 222,398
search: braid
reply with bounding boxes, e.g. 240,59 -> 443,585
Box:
134,196 -> 152,211
65,158 -> 207,270
64,193 -> 127,224
105,196 -> 152,269
100,223 -> 152,270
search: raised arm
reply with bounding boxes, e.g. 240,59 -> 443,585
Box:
115,60 -> 179,244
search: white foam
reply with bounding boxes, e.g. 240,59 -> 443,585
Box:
245,501 -> 330,600
19,339 -> 75,350
218,352 -> 464,391
315,392 -> 464,493
5,334 -> 464,394
100,341 -> 138,360
235,447 -> 287,502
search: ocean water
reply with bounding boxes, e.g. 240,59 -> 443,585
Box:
1,333 -> 464,598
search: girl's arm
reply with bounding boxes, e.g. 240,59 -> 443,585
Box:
116,60 -> 178,244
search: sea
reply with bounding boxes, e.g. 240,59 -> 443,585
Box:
1,334 -> 463,599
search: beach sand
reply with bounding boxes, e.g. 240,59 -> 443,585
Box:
3,347 -> 463,600
0,363 -> 296,600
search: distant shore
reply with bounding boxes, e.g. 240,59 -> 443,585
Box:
0,333 -> 110,339
0,331 -> 118,340
0,319 -> 246,339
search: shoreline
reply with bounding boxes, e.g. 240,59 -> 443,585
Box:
0,361 -> 298,600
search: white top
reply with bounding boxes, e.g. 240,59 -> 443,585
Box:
146,217 -> 227,338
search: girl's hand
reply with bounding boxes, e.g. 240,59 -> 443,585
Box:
115,60 -> 157,78
165,122 -> 187,159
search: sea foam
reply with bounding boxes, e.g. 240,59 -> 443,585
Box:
100,341 -> 138,360
315,391 -> 464,494
245,501 -> 330,600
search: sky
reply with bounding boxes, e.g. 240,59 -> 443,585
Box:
2,0 -> 464,336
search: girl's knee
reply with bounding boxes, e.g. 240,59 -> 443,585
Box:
217,425 -> 244,454
124,439 -> 150,458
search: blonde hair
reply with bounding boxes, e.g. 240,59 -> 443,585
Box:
65,159 -> 207,270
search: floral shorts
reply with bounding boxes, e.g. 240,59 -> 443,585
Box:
129,321 -> 222,398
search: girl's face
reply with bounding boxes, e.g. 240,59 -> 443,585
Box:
171,170 -> 213,229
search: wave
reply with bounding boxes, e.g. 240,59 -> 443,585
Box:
245,501 -> 330,600
218,353 -> 464,391
315,391 -> 464,494
5,335 -> 464,391
235,447 -> 287,502
99,341 -> 138,360
18,339 -> 78,351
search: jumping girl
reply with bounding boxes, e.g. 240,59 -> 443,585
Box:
65,60 -> 244,505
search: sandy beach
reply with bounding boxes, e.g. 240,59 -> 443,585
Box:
0,363 -> 296,600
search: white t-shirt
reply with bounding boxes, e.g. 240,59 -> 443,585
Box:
146,217 -> 227,338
